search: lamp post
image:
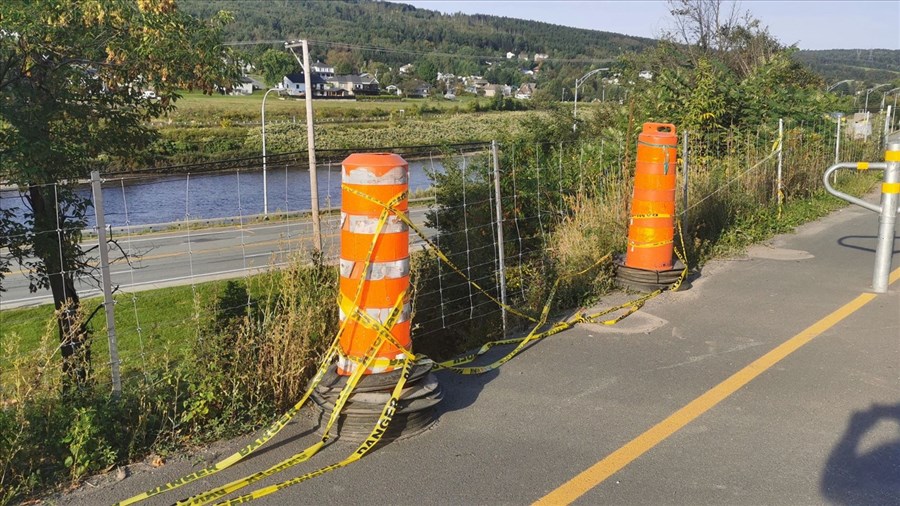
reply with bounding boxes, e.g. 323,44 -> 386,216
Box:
863,83 -> 889,112
261,87 -> 280,217
826,79 -> 855,93
881,86 -> 900,114
573,67 -> 608,132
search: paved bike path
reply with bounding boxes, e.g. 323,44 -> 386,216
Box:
60,199 -> 899,505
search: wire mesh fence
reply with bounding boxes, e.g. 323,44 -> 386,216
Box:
1,117 -> 889,393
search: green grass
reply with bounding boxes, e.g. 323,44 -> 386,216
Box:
158,91 -> 490,125
1,279 -> 242,388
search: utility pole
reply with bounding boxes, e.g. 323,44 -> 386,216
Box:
286,39 -> 322,252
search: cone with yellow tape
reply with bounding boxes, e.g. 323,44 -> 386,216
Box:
617,123 -> 690,291
313,152 -> 440,441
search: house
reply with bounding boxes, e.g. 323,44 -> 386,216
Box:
534,53 -> 549,62
311,61 -> 334,79
231,76 -> 254,95
327,74 -> 380,96
399,63 -> 414,75
408,83 -> 432,98
515,83 -> 536,100
385,84 -> 402,96
506,52 -> 515,59
282,72 -> 327,97
482,84 -> 503,98
483,84 -> 508,98
639,70 -> 653,80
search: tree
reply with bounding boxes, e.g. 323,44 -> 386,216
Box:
258,48 -> 298,87
416,58 -> 437,82
0,0 -> 239,387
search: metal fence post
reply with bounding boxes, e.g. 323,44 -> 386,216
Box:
491,141 -> 508,338
883,106 -> 893,148
681,130 -> 689,234
777,119 -> 784,217
873,140 -> 900,293
90,171 -> 121,397
833,115 -> 841,185
835,116 -> 841,165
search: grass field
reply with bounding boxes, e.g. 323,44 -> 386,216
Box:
158,90 -> 491,125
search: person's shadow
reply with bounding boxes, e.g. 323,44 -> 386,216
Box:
821,403 -> 900,505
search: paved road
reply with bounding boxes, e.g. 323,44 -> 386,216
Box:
0,207 -> 434,309
59,198 -> 900,505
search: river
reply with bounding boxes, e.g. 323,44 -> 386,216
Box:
0,158 -> 446,228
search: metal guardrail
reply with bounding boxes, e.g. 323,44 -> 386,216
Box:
823,139 -> 900,293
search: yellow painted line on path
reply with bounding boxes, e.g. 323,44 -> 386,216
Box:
534,266 -> 900,506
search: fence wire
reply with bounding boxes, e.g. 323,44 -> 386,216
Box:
1,123 -> 886,392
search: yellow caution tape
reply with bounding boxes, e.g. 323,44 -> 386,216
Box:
857,162 -> 870,171
178,290 -> 408,506
628,238 -> 674,249
630,213 -> 673,219
128,182 -> 690,505
342,184 -> 539,323
174,190 -> 411,505
883,182 -> 900,194
885,150 -> 900,162
117,191 -> 404,506
213,356 -> 415,505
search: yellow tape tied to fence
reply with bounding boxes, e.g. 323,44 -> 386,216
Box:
117,182 -> 689,506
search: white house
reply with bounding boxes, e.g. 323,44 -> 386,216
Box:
327,74 -> 380,96
399,63 -> 414,74
231,76 -> 254,95
639,70 -> 654,80
310,61 -> 335,79
534,53 -> 549,62
506,51 -> 515,59
515,83 -> 536,100
282,72 -> 327,97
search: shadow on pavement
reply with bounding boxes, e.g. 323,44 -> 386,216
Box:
821,403 -> 900,505
435,368 -> 500,415
837,235 -> 900,255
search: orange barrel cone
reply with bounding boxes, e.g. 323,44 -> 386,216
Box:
338,153 -> 411,376
625,123 -> 678,271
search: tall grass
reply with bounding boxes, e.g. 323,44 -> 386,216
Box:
0,253 -> 337,504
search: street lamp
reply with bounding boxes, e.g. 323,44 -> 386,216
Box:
261,87 -> 280,217
880,86 -> 900,113
826,79 -> 855,93
863,83 -> 889,112
573,67 -> 609,132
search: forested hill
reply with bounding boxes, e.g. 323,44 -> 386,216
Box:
793,49 -> 900,84
181,0 -> 656,71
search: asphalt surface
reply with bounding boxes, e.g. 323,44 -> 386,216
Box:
0,207 -> 434,309
56,198 -> 899,506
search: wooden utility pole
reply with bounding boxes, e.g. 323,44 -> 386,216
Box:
285,39 -> 322,252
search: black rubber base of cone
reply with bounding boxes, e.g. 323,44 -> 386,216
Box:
614,256 -> 692,292
309,360 -> 442,442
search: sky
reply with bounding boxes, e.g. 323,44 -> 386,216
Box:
404,1 -> 900,50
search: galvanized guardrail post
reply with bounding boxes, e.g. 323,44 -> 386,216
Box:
874,140 -> 899,291
822,138 -> 900,293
